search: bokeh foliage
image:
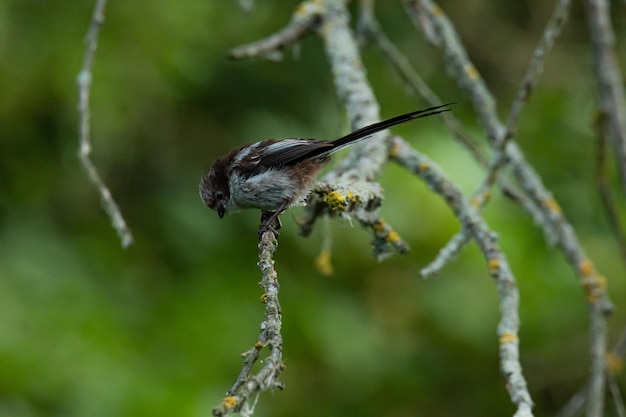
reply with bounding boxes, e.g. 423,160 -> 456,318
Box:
0,1 -> 625,416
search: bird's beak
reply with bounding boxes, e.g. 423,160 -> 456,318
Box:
217,204 -> 226,219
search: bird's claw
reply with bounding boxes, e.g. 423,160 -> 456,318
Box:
259,211 -> 282,239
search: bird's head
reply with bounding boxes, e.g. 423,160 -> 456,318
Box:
199,163 -> 230,219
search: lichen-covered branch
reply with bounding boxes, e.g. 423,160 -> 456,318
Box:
317,0 -> 386,180
294,0 -> 417,251
301,181 -> 410,259
405,5 -> 613,415
212,231 -> 285,417
213,1 -> 622,416
390,136 -> 534,417
404,0 -> 562,245
414,0 -> 572,276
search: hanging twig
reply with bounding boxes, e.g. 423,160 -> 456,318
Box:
77,0 -> 133,248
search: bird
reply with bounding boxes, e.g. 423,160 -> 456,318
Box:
199,103 -> 453,235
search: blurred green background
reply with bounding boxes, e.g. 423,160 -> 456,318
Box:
1,1 -> 625,416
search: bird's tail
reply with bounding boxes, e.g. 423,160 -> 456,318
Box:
330,102 -> 454,153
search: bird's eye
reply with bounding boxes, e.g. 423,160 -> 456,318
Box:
215,191 -> 224,200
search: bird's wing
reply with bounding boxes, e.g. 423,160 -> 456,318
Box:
255,139 -> 333,168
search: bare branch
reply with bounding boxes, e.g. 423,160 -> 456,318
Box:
236,0 -> 255,14
77,0 -> 133,248
595,121 -> 626,268
585,0 -> 626,196
228,1 -> 322,60
557,326 -> 626,417
489,0 -> 572,184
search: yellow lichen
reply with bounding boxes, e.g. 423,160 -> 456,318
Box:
488,258 -> 501,276
465,64 -> 480,80
387,230 -> 401,243
372,219 -> 387,233
582,275 -> 607,302
579,259 -> 595,277
296,0 -> 322,17
315,249 -> 334,276
606,352 -> 623,375
223,396 -> 238,409
389,142 -> 401,158
323,190 -> 348,212
543,197 -> 562,215
499,332 -> 518,345
345,190 -> 360,204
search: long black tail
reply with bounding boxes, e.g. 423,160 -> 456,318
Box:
330,102 -> 454,152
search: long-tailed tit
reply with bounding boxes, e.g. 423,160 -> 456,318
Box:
199,103 -> 453,233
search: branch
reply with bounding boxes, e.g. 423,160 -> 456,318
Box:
390,136 -> 534,417
585,0 -> 626,196
296,0 -> 414,252
556,326 -> 626,417
358,1 -> 487,166
228,1 -> 322,60
406,4 -> 614,415
300,182 -> 410,259
420,0 -> 572,275
488,0 -> 572,185
317,0 -> 387,180
212,231 -> 285,417
77,0 -> 133,248
594,120 -> 626,268
356,6 -> 552,275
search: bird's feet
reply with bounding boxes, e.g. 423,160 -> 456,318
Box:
258,210 -> 282,239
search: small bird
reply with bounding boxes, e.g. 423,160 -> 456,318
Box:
200,103 -> 453,234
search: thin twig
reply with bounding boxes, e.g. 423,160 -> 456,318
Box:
489,0 -> 572,186
357,5 -> 487,165
556,382 -> 589,417
595,119 -> 626,268
228,0 -> 322,60
556,326 -> 626,417
587,305 -> 609,417
585,0 -> 626,196
606,330 -> 626,416
607,372 -> 626,417
77,0 -> 133,248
